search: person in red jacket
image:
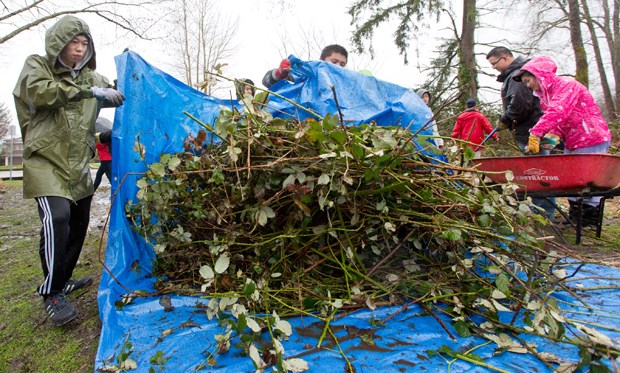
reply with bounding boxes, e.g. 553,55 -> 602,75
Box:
451,99 -> 498,158
94,136 -> 112,191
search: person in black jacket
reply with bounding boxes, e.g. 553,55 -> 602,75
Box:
487,46 -> 555,221
486,47 -> 543,151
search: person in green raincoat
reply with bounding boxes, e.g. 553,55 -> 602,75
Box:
13,15 -> 125,326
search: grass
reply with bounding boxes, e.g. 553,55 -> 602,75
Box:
0,176 -> 617,373
0,182 -> 105,373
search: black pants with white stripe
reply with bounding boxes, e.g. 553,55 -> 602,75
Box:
35,196 -> 92,296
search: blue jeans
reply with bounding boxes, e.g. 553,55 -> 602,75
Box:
517,142 -> 556,220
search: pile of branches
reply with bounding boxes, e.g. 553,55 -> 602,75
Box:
125,107 -> 618,369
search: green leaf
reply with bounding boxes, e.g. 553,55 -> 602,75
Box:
364,168 -> 375,182
167,156 -> 181,171
463,147 -> 476,160
497,225 -> 514,236
317,173 -> 331,185
329,131 -> 347,145
257,210 -> 268,226
322,113 -> 338,131
350,143 -> 365,159
236,313 -> 248,334
246,317 -> 261,333
419,188 -> 433,201
495,273 -> 511,296
199,265 -> 214,280
438,345 -> 458,358
303,297 -> 319,309
150,163 -> 166,177
243,282 -> 256,297
477,214 -> 491,227
283,174 -> 296,188
443,228 -> 462,241
214,255 -> 230,274
453,320 -> 472,337
305,125 -> 326,143
256,206 -> 276,226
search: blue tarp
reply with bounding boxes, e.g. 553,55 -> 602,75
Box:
95,51 -> 619,372
265,55 -> 434,132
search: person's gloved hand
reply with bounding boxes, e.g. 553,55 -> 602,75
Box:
527,134 -> 540,154
92,87 -> 125,106
274,59 -> 292,80
541,133 -> 561,150
497,120 -> 510,130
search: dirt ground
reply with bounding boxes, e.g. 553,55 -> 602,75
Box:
549,198 -> 620,266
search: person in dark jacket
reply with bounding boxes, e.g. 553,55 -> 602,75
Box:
486,47 -> 543,150
262,44 -> 348,88
487,46 -> 555,221
13,15 -> 124,326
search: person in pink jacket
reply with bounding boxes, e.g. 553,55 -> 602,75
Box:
451,98 -> 499,158
513,56 -> 612,225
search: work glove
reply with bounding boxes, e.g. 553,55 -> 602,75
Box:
541,133 -> 561,150
527,134 -> 540,154
274,59 -> 292,80
96,130 -> 112,144
92,87 -> 125,106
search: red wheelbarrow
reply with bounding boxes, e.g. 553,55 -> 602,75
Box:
472,154 -> 620,244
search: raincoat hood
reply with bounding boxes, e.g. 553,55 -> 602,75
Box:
517,56 -> 611,150
416,88 -> 431,103
514,56 -> 557,97
45,15 -> 96,71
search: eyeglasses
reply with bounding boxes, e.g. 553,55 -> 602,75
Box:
489,56 -> 505,67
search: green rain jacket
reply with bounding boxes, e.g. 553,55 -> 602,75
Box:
13,15 -> 112,201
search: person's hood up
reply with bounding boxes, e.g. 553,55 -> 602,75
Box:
514,56 -> 558,96
416,88 -> 430,101
45,15 -> 96,71
416,88 -> 431,107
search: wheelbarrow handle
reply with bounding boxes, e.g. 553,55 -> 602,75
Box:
474,127 -> 499,152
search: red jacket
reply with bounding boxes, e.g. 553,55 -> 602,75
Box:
96,142 -> 112,161
451,109 -> 497,150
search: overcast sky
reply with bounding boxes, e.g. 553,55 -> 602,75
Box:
0,0 -> 567,134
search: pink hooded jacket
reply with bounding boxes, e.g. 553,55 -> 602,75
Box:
518,56 -> 611,150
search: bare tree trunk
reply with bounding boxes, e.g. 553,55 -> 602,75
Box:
581,0 -> 616,120
610,0 -> 620,117
459,0 -> 478,100
568,0 -> 589,86
597,0 -> 620,119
